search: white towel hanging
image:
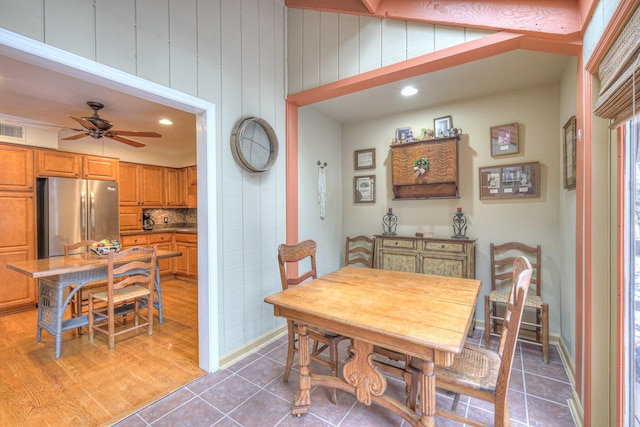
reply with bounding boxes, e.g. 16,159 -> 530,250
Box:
318,166 -> 327,219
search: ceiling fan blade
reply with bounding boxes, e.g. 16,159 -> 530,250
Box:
108,134 -> 146,147
109,130 -> 161,138
62,132 -> 89,140
68,115 -> 98,130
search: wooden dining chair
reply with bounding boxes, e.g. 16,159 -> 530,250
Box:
278,239 -> 349,404
65,240 -> 101,334
88,246 -> 157,350
484,242 -> 549,363
405,256 -> 533,426
344,235 -> 374,267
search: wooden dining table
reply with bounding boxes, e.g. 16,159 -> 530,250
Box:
264,266 -> 481,427
7,249 -> 182,359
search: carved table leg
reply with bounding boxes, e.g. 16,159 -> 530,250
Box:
292,323 -> 311,416
419,359 -> 436,427
343,340 -> 386,405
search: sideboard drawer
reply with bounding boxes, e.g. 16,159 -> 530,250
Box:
379,238 -> 416,250
423,241 -> 465,253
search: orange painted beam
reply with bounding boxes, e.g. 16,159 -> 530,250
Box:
286,103 -> 299,247
287,31 -> 580,108
286,0 -> 581,37
288,31 -> 524,107
286,0 -> 371,14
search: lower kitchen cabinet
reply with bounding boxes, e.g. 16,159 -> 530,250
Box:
0,191 -> 36,313
174,233 -> 197,281
120,232 -> 173,277
149,234 -> 173,276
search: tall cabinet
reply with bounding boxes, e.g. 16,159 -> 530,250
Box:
0,144 -> 37,314
374,234 -> 476,334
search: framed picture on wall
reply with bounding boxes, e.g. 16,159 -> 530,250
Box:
479,161 -> 540,199
434,116 -> 452,138
490,122 -> 519,156
354,148 -> 376,170
563,116 -> 576,190
354,175 -> 375,204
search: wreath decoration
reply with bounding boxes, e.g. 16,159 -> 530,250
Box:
413,157 -> 430,177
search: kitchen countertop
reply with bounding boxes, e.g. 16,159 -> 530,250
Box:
120,224 -> 197,236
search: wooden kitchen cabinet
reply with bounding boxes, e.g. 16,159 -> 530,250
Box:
118,162 -> 164,207
119,206 -> 142,231
174,233 -> 197,281
0,190 -> 36,313
0,144 -> 34,192
149,233 -> 174,276
36,149 -> 81,178
36,150 -> 118,181
185,166 -> 197,208
163,167 -> 182,206
120,232 -> 173,277
82,155 -> 119,180
375,234 -> 476,334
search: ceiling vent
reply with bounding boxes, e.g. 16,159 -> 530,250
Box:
0,122 -> 25,141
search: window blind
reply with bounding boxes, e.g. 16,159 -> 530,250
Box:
593,5 -> 640,128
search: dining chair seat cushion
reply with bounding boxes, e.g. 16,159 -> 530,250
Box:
91,284 -> 150,304
410,344 -> 500,393
489,289 -> 545,310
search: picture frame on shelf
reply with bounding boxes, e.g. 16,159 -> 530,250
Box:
354,148 -> 376,170
479,161 -> 540,199
490,122 -> 519,156
563,116 -> 576,190
396,127 -> 412,143
434,116 -> 452,138
354,175 -> 375,204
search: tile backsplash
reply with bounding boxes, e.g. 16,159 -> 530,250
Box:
144,208 -> 197,226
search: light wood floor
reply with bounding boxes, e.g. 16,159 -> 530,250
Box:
0,278 -> 203,426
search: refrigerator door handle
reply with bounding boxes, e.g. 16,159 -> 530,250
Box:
90,191 -> 96,239
81,191 -> 87,238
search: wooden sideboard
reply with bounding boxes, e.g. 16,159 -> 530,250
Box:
374,234 -> 477,334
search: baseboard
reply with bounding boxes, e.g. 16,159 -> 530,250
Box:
557,336 -> 583,427
219,325 -> 287,369
568,389 -> 584,427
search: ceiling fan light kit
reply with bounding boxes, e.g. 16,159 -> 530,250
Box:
231,117 -> 279,172
63,101 -> 162,147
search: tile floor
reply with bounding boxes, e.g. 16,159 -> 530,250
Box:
115,330 -> 576,426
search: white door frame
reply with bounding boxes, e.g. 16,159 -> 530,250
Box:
0,29 -> 219,372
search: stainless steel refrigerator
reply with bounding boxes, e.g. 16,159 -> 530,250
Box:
37,177 -> 119,258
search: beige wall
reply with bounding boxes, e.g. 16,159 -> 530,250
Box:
339,82 -> 566,336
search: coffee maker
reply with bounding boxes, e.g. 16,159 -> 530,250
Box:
142,213 -> 155,231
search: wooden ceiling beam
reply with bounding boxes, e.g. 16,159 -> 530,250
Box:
285,0 -> 581,38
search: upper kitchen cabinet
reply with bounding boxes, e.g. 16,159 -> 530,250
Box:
0,144 -> 34,192
36,150 -> 118,181
82,155 -> 119,180
164,167 -> 182,206
118,162 -> 164,207
185,165 -> 197,208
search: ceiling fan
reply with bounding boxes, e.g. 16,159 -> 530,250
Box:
62,101 -> 161,147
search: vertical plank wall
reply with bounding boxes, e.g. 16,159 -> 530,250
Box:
0,0 -> 287,357
287,9 -> 493,94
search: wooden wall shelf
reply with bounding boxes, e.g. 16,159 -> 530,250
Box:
390,136 -> 459,200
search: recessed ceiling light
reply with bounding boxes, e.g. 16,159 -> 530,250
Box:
401,86 -> 418,96
159,119 -> 173,125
